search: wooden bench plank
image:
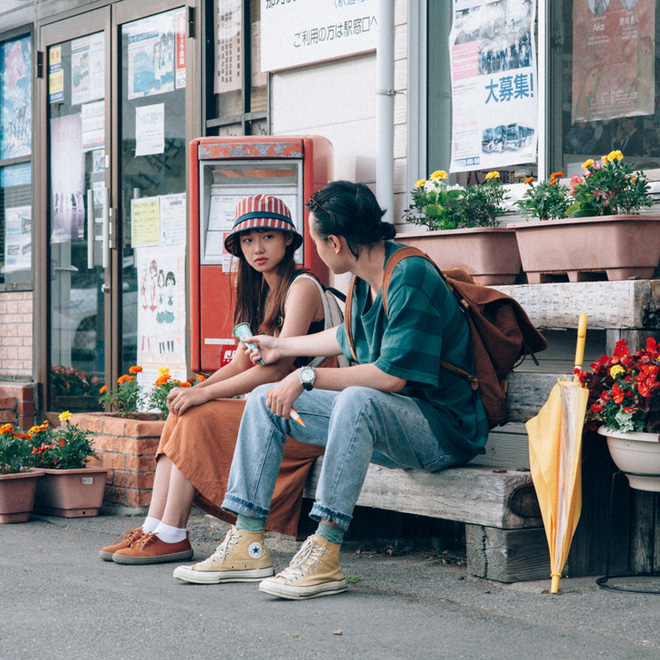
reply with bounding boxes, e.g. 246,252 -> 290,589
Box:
304,460 -> 542,530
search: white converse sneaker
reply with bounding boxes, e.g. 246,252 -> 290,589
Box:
259,534 -> 347,600
173,526 -> 274,584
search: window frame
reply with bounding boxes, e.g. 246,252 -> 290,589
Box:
203,0 -> 270,136
0,25 -> 35,292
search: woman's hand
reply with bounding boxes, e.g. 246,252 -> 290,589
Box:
245,334 -> 281,365
167,385 -> 209,417
266,370 -> 303,419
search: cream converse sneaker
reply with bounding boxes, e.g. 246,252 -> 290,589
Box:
173,526 -> 274,584
258,534 -> 348,600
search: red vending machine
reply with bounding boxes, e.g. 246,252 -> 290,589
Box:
189,136 -> 333,373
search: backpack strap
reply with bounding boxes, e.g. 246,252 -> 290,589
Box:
381,246 -> 478,390
344,274 -> 359,363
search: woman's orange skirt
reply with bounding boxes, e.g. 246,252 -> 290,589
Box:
156,398 -> 324,536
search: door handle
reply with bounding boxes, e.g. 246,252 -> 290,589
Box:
102,187 -> 110,269
101,284 -> 111,294
87,190 -> 94,269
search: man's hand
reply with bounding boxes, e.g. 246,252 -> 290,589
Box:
167,385 -> 209,416
266,370 -> 304,420
245,334 -> 281,365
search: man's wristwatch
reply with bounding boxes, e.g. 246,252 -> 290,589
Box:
298,366 -> 317,391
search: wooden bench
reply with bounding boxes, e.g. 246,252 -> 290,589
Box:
306,279 -> 660,583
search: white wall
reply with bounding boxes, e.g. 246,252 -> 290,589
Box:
271,54 -> 378,186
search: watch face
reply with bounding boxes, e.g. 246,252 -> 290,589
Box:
300,367 -> 314,382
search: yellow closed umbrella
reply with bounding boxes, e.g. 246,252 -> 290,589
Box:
526,314 -> 589,594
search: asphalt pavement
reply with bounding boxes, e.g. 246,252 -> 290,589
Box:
1,511 -> 659,660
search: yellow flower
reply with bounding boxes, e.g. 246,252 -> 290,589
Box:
0,423 -> 14,434
485,171 -> 500,180
631,176 -> 637,184
608,150 -> 623,162
27,426 -> 40,436
430,170 -> 448,181
415,179 -> 426,188
601,154 -> 609,164
59,411 -> 73,423
157,367 -> 170,376
610,365 -> 625,379
581,158 -> 594,169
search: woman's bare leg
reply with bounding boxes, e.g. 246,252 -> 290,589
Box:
146,455 -> 174,521
160,460 -> 196,529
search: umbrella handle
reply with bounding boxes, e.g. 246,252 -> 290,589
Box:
574,313 -> 588,371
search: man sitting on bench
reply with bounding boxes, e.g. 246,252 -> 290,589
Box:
172,181 -> 489,599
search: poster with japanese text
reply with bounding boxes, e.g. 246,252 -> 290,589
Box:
449,0 -> 537,172
136,244 -> 187,398
4,206 -> 31,273
135,103 -> 165,156
126,12 -> 176,100
50,114 -> 85,243
214,0 -> 242,94
131,196 -> 160,247
70,33 -> 104,107
572,0 -> 655,122
175,8 -> 187,89
260,0 -> 378,72
0,36 -> 32,160
48,46 -> 63,104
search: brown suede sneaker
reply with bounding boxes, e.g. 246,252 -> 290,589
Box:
259,534 -> 347,600
100,527 -> 145,561
173,526 -> 274,584
112,532 -> 193,565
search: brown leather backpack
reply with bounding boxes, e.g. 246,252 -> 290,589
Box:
344,246 -> 547,428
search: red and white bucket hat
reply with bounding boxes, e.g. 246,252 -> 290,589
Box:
224,194 -> 303,256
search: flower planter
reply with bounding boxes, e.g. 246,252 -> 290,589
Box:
396,226 -> 521,285
512,215 -> 660,283
0,470 -> 43,523
33,467 -> 110,517
597,427 -> 660,493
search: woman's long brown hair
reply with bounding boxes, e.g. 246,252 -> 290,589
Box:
231,229 -> 301,336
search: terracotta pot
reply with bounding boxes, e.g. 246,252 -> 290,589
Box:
0,470 -> 43,523
512,215 -> 660,283
597,427 -> 660,493
396,227 -> 521,285
33,467 -> 110,517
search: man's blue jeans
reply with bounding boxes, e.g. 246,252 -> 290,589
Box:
222,383 -> 474,531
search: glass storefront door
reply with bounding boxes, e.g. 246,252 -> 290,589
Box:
43,11 -> 110,411
41,3 -> 189,411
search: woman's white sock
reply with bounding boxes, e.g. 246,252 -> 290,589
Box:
154,521 -> 187,543
142,516 -> 160,533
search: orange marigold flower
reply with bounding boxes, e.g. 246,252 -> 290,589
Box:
154,375 -> 171,387
59,439 -> 66,447
550,171 -> 564,179
0,423 -> 14,434
196,373 -> 206,381
129,365 -> 143,374
181,381 -> 191,388
523,176 -> 534,185
99,385 -> 108,394
117,374 -> 136,385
